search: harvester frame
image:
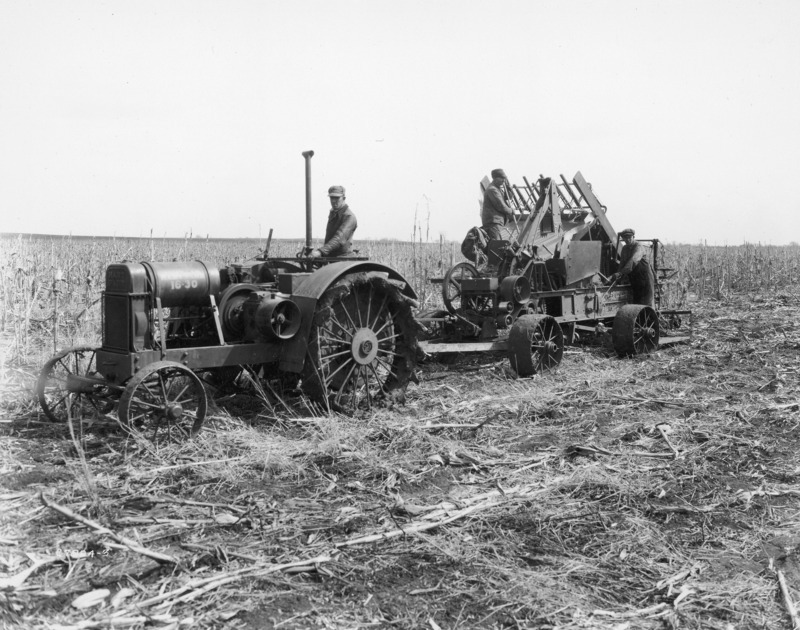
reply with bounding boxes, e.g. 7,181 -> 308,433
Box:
418,171 -> 690,372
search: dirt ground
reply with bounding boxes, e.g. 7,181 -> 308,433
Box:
1,293 -> 799,629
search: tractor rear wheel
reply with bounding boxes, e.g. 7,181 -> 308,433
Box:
119,361 -> 207,441
507,315 -> 564,376
613,305 -> 660,357
302,273 -> 417,412
36,345 -> 114,422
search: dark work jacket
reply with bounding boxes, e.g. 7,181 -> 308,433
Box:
481,181 -> 514,229
619,240 -> 655,307
618,241 -> 648,276
319,204 -> 357,256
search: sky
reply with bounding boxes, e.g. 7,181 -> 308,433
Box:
1,0 -> 799,245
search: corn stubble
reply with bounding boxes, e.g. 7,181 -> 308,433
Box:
1,234 -> 799,629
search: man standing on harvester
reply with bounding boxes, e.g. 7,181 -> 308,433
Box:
481,168 -> 516,240
610,228 -> 655,308
309,185 -> 358,258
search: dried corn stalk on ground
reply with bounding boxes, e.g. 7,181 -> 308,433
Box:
1,234 -> 799,629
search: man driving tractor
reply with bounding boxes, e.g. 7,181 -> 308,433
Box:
309,185 -> 358,258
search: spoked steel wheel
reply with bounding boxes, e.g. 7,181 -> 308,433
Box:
613,305 -> 660,357
119,361 -> 207,441
303,274 -> 417,412
442,262 -> 479,314
507,315 -> 564,376
36,346 -> 114,422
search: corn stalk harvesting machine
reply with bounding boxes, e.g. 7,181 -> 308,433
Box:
417,172 -> 690,373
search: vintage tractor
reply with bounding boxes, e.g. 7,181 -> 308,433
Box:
35,151 -> 421,439
418,171 -> 690,372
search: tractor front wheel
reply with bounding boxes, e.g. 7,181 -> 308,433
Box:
119,361 -> 207,441
36,346 -> 114,422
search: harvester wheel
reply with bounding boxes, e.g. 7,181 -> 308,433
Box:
36,345 -> 114,422
302,273 -> 417,413
507,315 -> 564,376
612,305 -> 660,357
119,361 -> 207,441
442,262 -> 479,314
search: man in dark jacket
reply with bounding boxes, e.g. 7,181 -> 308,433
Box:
481,168 -> 515,240
310,185 -> 358,258
611,228 -> 655,307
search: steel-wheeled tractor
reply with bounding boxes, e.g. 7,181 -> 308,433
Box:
35,151 -> 420,439
418,171 -> 690,372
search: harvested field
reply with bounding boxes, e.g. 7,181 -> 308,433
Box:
1,236 -> 799,629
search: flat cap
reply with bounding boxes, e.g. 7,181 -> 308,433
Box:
619,228 -> 635,237
327,185 -> 345,197
490,169 -> 507,180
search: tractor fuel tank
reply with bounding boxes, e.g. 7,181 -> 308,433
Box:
103,261 -> 223,352
105,261 -> 223,308
141,261 -> 223,307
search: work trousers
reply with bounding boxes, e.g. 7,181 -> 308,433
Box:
630,260 -> 655,308
483,224 -> 506,241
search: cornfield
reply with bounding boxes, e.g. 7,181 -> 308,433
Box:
0,233 -> 456,366
2,232 -> 800,629
2,233 -> 799,368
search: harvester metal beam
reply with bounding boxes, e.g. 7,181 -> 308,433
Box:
554,181 -> 572,210
559,174 -> 583,209
419,340 -> 509,353
518,179 -> 558,247
522,177 -> 539,203
572,171 -> 619,252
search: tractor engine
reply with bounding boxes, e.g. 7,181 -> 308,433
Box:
102,260 -> 301,354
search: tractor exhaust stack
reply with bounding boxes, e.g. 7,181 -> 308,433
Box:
302,150 -> 314,251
